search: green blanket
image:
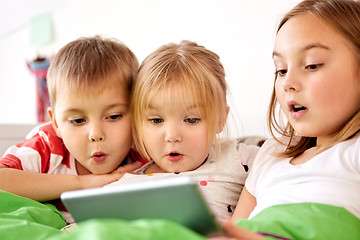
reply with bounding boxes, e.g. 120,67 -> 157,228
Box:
2,190 -> 360,240
235,202 -> 360,240
0,190 -> 66,239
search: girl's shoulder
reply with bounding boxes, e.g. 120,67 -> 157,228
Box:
215,137 -> 266,171
215,138 -> 263,162
235,136 -> 267,147
249,138 -> 291,168
257,137 -> 285,153
218,136 -> 267,153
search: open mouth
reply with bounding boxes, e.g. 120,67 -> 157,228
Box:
167,152 -> 183,162
290,103 -> 307,112
169,152 -> 181,157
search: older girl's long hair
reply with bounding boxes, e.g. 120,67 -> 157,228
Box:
268,0 -> 360,157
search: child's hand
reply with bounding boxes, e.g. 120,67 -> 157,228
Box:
78,161 -> 143,189
78,172 -> 127,189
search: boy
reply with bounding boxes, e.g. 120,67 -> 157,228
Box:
0,36 -> 144,202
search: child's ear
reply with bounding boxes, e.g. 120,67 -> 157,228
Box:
47,107 -> 62,138
216,105 -> 230,134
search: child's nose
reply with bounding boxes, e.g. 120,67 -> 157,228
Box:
165,124 -> 182,143
89,124 -> 105,142
283,70 -> 301,92
90,135 -> 104,142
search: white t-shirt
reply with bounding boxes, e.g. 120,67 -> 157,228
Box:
246,136 -> 360,219
106,139 -> 260,225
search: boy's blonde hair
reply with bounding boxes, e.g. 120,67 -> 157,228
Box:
268,0 -> 360,157
47,35 -> 139,108
131,40 -> 228,160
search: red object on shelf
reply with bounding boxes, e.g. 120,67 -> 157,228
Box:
28,57 -> 50,123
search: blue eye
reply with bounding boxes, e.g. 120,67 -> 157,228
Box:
151,118 -> 163,124
186,118 -> 199,124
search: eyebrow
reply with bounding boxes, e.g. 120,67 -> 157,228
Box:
272,43 -> 331,58
147,103 -> 201,114
63,103 -> 128,114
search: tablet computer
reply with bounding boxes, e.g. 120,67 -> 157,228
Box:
60,175 -> 222,235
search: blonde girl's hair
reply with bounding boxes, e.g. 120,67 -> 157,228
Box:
268,0 -> 360,157
131,40 -> 228,160
47,35 -> 139,108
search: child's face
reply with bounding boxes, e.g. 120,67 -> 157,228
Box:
141,88 -> 212,173
48,82 -> 132,175
273,14 -> 360,145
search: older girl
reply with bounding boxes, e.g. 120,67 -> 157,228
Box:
226,0 -> 360,239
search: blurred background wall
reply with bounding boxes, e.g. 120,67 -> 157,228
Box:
0,0 -> 300,137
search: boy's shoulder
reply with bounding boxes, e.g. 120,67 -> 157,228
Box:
25,122 -> 56,139
22,122 -> 67,156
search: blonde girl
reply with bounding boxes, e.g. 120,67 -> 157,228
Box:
107,40 -> 260,226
